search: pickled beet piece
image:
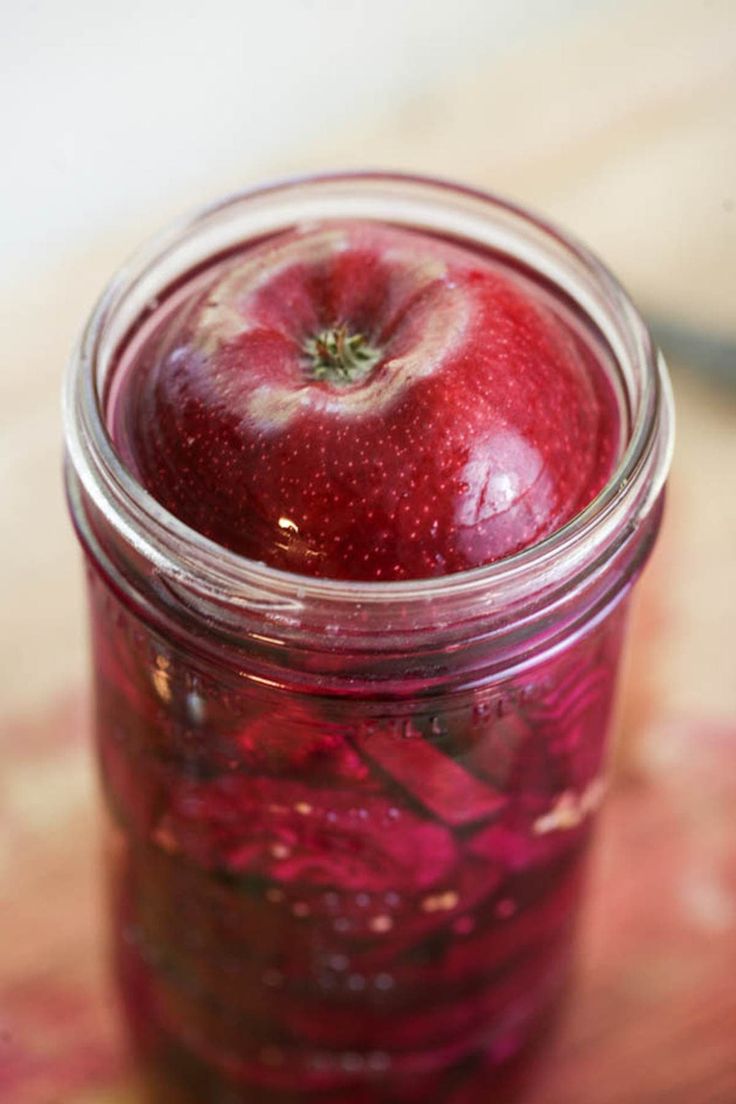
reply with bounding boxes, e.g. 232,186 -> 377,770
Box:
155,775 -> 457,893
237,708 -> 372,785
459,708 -> 533,792
359,725 -> 506,827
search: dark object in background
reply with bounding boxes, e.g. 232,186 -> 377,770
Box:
651,316 -> 736,389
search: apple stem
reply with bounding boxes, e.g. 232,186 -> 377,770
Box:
304,325 -> 381,385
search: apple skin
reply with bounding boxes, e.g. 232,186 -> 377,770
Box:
110,222 -> 619,580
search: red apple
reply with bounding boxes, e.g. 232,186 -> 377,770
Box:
112,221 -> 619,580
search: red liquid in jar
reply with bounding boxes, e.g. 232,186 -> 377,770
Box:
97,220 -> 624,1102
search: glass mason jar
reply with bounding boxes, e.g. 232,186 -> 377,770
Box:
64,173 -> 674,1104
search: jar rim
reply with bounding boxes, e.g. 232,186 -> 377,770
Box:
64,170 -> 674,639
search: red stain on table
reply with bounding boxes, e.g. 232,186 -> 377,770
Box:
2,697 -> 735,1103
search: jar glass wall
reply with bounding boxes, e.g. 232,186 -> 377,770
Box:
65,173 -> 673,1103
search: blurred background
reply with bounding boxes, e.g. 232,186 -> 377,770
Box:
1,1 -> 734,1102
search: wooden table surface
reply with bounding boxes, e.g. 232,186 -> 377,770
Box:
1,2 -> 735,1101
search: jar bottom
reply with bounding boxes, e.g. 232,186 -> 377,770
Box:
124,980 -> 568,1104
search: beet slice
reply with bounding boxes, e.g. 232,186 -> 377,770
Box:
358,726 -> 507,827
